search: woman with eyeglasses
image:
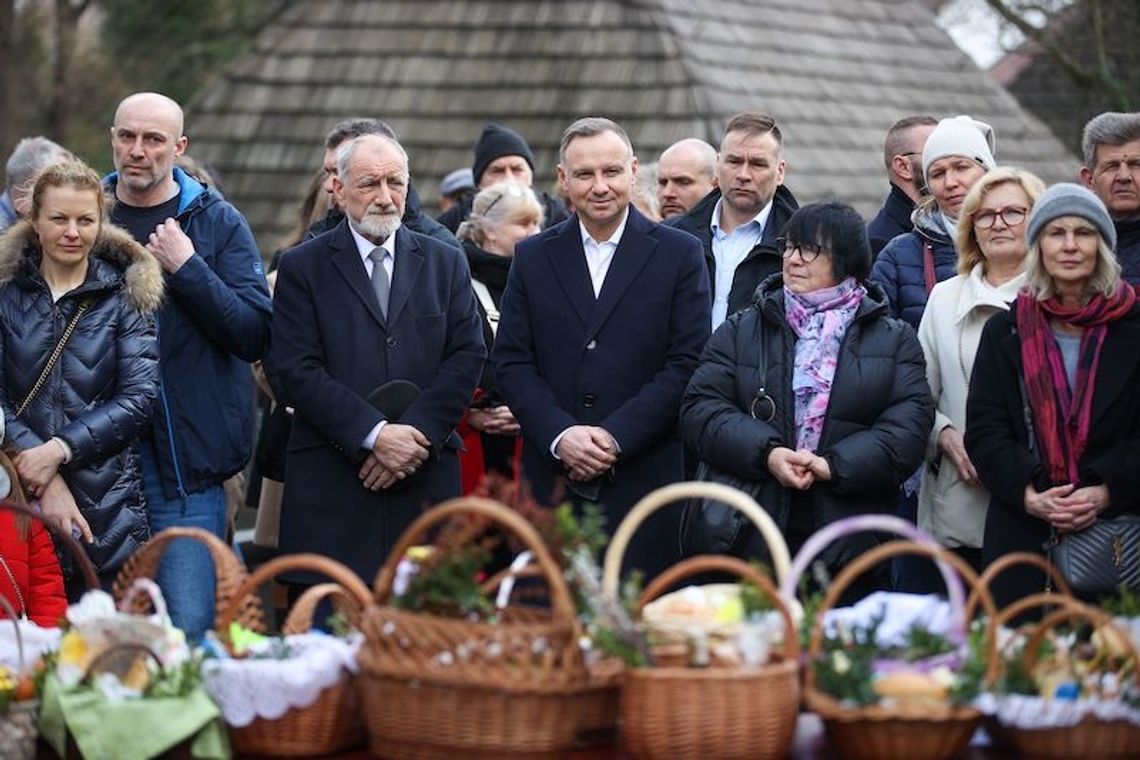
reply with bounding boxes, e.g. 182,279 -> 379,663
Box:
915,168 -> 1046,588
966,184 -> 1140,609
681,202 -> 933,597
455,181 -> 543,491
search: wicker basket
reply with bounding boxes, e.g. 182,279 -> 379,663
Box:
213,553 -> 372,757
0,595 -> 36,760
601,481 -> 798,760
112,526 -> 262,631
357,497 -> 589,759
803,539 -> 999,760
984,594 -> 1140,758
963,551 -> 1075,623
479,561 -> 623,747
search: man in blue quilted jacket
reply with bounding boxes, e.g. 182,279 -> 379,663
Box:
105,92 -> 272,639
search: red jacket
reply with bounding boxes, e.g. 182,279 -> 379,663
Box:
0,511 -> 67,627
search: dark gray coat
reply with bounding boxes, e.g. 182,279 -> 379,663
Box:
0,221 -> 163,574
680,275 -> 933,571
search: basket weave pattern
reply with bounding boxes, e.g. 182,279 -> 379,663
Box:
804,540 -> 998,760
602,483 -> 800,760
215,553 -> 371,757
357,497 -> 588,759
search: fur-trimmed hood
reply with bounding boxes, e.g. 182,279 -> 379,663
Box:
0,220 -> 164,312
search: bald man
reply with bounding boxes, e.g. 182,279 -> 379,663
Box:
106,92 -> 272,639
656,138 -> 717,219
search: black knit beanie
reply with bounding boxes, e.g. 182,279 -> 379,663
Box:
472,123 -> 535,185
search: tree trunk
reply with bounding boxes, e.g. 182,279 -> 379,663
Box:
46,0 -> 89,144
0,0 -> 14,155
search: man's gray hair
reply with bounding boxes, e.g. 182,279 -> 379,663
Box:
559,117 -> 633,164
1081,112 -> 1140,169
335,134 -> 410,181
5,137 -> 70,188
324,118 -> 398,151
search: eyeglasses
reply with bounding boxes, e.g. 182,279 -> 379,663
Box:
778,237 -> 828,263
973,206 -> 1027,229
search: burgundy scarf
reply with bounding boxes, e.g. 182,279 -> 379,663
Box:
1016,284 -> 1136,483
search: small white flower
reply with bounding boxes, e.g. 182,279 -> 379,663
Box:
435,651 -> 455,667
487,641 -> 503,658
832,650 -> 851,674
531,636 -> 549,655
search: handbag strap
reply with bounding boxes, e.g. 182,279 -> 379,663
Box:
922,240 -> 937,296
16,295 -> 94,417
471,279 -> 500,337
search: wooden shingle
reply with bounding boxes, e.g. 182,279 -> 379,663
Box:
188,0 -> 1077,251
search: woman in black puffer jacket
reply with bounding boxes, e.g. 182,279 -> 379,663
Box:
681,202 -> 933,597
0,160 -> 162,586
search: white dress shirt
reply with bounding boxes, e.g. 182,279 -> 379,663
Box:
709,198 -> 773,330
550,209 -> 631,457
349,224 -> 399,451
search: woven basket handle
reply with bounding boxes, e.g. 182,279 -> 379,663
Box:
602,481 -> 790,597
283,583 -> 365,635
984,592 -> 1121,684
215,553 -> 371,645
372,496 -> 578,624
117,578 -> 168,619
111,526 -> 261,631
780,514 -> 957,605
1022,604 -> 1140,687
0,595 -> 25,675
638,554 -> 800,661
81,641 -> 164,686
964,552 -> 1073,621
805,539 -> 1000,692
0,500 -> 99,591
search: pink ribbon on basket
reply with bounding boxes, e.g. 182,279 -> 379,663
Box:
778,515 -> 967,643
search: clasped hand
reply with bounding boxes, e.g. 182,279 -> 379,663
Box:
1024,482 -> 1109,533
767,446 -> 831,490
556,425 -> 617,482
359,423 -> 430,491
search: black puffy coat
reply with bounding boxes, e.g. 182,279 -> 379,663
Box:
680,275 -> 933,572
0,222 -> 162,575
868,202 -> 958,330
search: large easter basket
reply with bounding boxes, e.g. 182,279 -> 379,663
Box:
603,481 -> 798,760
356,497 -> 588,759
211,553 -> 371,757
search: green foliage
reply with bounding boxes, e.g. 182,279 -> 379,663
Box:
739,561 -> 775,617
814,610 -> 884,707
393,543 -> 494,619
146,650 -> 204,698
949,621 -> 989,705
1102,586 -> 1140,618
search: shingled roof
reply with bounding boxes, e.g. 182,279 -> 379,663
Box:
188,0 -> 1078,250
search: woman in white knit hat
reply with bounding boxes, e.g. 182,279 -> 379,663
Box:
868,114 -> 997,592
870,115 -> 997,331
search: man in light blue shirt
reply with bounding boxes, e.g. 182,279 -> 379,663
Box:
668,112 -> 799,331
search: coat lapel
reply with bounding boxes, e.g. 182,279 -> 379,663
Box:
587,207 -> 655,337
547,219 -> 595,327
330,221 -> 387,329
1090,314 -> 1140,426
387,226 -> 423,326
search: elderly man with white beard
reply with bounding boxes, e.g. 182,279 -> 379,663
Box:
265,133 -> 485,589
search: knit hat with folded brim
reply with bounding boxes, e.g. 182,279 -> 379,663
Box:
472,124 -> 535,186
1026,182 -> 1117,251
922,115 -> 997,182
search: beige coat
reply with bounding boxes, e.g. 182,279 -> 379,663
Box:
917,264 -> 1025,548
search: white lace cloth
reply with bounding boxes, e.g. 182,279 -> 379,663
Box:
201,632 -> 361,726
0,620 -> 60,671
975,693 -> 1140,729
823,591 -> 956,646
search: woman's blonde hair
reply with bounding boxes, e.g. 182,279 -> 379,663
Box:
954,167 -> 1046,275
456,180 -> 543,249
1024,227 -> 1121,301
30,159 -> 107,225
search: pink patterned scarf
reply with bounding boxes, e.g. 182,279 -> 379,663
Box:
784,277 -> 865,452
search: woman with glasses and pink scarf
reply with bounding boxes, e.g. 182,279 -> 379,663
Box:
681,201 -> 933,601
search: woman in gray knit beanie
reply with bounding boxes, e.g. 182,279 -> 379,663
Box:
965,180 -> 1140,609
